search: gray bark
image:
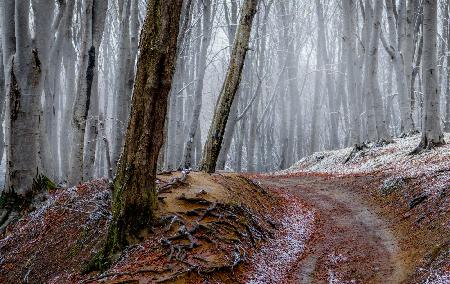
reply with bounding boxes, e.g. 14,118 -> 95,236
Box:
417,0 -> 444,148
385,0 -> 415,134
342,0 -> 361,147
367,0 -> 393,142
83,0 -> 109,181
111,0 -> 132,171
315,0 -> 339,149
4,0 -> 43,195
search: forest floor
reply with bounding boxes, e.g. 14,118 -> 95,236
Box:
0,134 -> 448,283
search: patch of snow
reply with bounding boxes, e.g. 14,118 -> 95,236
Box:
246,202 -> 314,284
277,133 -> 450,197
423,270 -> 450,284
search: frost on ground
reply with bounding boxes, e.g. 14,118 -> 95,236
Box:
0,180 -> 111,283
424,271 -> 450,284
278,133 -> 449,197
245,193 -> 314,284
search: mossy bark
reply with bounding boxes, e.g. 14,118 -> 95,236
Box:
200,0 -> 258,173
97,0 -> 183,269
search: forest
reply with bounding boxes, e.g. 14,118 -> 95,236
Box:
0,0 -> 448,283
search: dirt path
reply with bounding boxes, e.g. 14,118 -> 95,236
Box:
255,175 -> 407,284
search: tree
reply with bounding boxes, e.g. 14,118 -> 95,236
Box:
315,0 -> 339,149
98,0 -> 183,266
342,0 -> 361,148
200,0 -> 259,173
3,0 -> 44,195
183,0 -> 214,169
415,0 -> 445,150
443,0 -> 450,132
68,0 -> 108,186
383,0 -> 415,134
366,0 -> 392,143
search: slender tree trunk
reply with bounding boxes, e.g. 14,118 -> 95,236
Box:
342,0 -> 361,147
200,0 -> 258,173
385,0 -> 415,134
405,0 -> 416,121
100,0 -> 183,264
443,0 -> 450,132
309,51 -> 322,154
0,32 -> 5,165
315,0 -> 339,149
111,0 -> 132,171
367,0 -> 392,142
216,96 -> 239,170
183,0 -> 213,169
215,1 -> 239,171
248,10 -> 269,172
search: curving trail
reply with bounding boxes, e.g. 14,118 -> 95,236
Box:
254,175 -> 407,284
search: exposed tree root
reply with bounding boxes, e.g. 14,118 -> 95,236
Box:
177,193 -> 211,205
399,129 -> 420,138
158,170 -> 189,193
0,210 -> 19,235
344,143 -> 369,164
154,198 -> 271,282
409,139 -> 446,155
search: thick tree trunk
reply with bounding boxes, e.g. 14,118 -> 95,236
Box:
200,0 -> 258,173
33,0 -> 55,180
4,0 -> 43,195
100,0 -> 183,264
417,0 -> 444,149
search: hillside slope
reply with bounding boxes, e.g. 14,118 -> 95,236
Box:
266,133 -> 449,283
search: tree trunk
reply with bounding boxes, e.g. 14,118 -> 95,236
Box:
315,0 -> 339,149
83,0 -> 109,181
0,28 -> 6,166
183,0 -> 213,169
342,0 -> 361,147
100,0 -> 183,264
68,0 -> 95,185
443,0 -> 450,132
200,0 -> 258,173
385,0 -> 415,134
248,8 -> 269,172
367,0 -> 392,142
112,0 -> 132,171
417,0 -> 444,149
4,0 -> 43,195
